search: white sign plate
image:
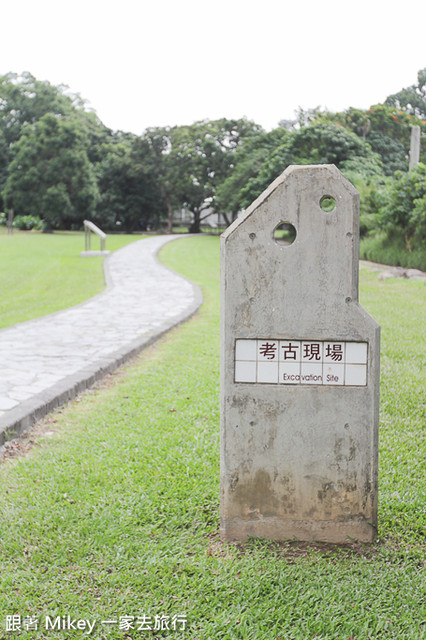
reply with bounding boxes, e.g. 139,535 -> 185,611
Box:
235,339 -> 368,386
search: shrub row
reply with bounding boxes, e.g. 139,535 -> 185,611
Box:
360,232 -> 426,271
0,213 -> 43,230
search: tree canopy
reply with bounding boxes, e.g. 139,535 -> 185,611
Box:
227,122 -> 381,210
378,163 -> 426,250
0,71 -> 80,146
95,133 -> 166,232
385,67 -> 426,119
144,118 -> 262,232
0,68 -> 425,247
3,113 -> 99,229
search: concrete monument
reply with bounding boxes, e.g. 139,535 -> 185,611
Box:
409,125 -> 421,171
220,164 -> 380,543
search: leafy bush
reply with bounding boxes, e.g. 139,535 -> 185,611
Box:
360,232 -> 426,271
341,156 -> 388,237
12,214 -> 43,231
0,212 -> 6,226
378,163 -> 426,250
238,122 -> 379,209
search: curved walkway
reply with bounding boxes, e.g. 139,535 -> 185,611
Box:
0,235 -> 202,445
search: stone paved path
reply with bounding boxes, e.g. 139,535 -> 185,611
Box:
0,235 -> 201,443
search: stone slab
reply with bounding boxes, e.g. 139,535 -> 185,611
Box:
80,250 -> 110,257
220,165 -> 380,544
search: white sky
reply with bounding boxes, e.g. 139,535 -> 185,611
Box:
1,0 -> 425,134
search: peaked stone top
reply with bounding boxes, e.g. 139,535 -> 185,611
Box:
222,164 -> 359,240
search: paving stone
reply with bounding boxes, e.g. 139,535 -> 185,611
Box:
0,398 -> 20,411
8,391 -> 35,401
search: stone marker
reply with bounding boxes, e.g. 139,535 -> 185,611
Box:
220,165 -> 380,543
409,125 -> 421,171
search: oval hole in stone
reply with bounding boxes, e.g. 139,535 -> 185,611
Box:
273,222 -> 297,246
320,195 -> 336,212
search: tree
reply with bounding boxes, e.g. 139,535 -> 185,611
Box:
215,127 -> 288,223
142,126 -> 178,233
0,71 -> 79,146
0,128 -> 9,202
385,68 -> 426,119
0,71 -> 91,210
357,104 -> 422,173
305,104 -> 425,174
340,155 -> 387,236
378,163 -> 426,250
164,118 -> 262,232
238,122 -> 378,208
76,109 -> 115,165
95,132 -> 166,232
365,131 -> 406,175
3,113 -> 99,229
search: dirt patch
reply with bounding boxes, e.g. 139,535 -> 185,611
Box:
0,414 -> 61,463
206,530 -> 377,561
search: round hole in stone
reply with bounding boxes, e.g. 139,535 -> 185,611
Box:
320,195 -> 336,212
273,222 -> 297,246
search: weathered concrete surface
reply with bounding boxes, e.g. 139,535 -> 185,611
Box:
409,125 -> 421,170
220,165 -> 380,543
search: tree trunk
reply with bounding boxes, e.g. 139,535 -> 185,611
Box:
189,209 -> 201,233
222,212 -> 231,227
166,198 -> 173,233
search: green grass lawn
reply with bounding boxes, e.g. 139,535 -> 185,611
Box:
0,236 -> 425,639
0,230 -> 144,329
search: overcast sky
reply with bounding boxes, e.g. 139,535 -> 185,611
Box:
2,0 -> 425,134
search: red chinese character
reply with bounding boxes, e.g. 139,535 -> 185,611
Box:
303,343 -> 321,361
325,344 -> 343,361
281,342 -> 298,360
259,342 -> 277,360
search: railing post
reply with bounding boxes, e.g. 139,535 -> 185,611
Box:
7,209 -> 14,235
85,226 -> 91,251
81,220 -> 109,257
